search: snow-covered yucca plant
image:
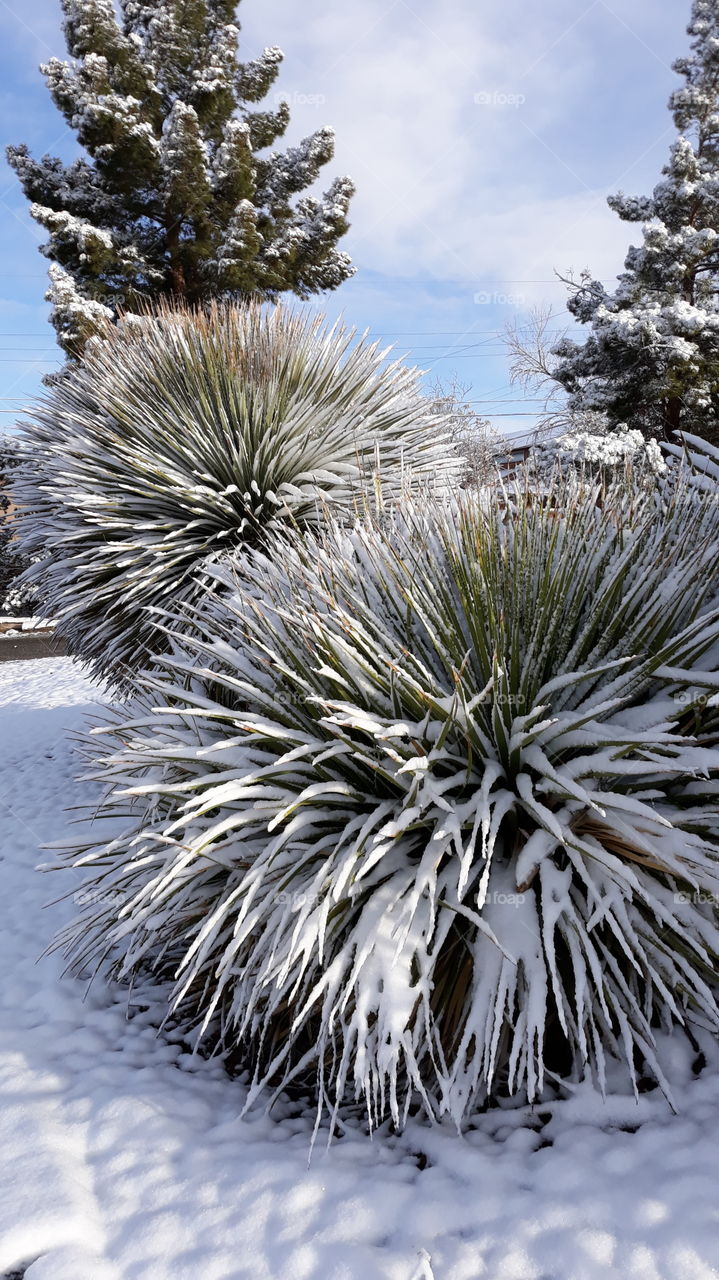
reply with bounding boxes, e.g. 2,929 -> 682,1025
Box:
14,300 -> 458,682
668,431 -> 719,492
60,472 -> 719,1129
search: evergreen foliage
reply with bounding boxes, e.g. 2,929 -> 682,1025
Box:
7,0 -> 355,355
551,1 -> 719,441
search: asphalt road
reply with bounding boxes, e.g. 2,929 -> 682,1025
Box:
0,633 -> 68,663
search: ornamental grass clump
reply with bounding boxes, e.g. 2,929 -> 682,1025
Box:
13,299 -> 458,683
59,472 -> 719,1129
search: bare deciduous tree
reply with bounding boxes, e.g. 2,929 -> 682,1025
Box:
427,375 -> 503,486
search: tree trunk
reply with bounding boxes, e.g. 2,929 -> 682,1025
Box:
166,219 -> 187,298
664,394 -> 683,441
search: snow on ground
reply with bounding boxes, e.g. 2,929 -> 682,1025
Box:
2,658 -> 719,1280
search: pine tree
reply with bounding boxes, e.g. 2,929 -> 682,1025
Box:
0,438 -> 38,616
7,0 -> 355,356
550,0 -> 719,442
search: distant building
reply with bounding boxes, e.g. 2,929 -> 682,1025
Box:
495,433 -> 535,481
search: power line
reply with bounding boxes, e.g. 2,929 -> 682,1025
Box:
0,350 -> 522,362
391,343 -> 506,350
358,276 -> 611,285
0,274 -> 608,282
369,327 -> 567,336
0,324 -> 569,339
0,317 -> 568,340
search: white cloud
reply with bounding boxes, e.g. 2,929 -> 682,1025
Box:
241,0 -> 686,293
0,0 -> 693,421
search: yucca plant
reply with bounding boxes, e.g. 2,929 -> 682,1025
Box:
668,431 -> 719,492
13,300 -> 458,683
58,471 -> 719,1129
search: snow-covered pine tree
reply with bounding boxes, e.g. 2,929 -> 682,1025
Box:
7,0 -> 355,356
550,0 -> 719,442
0,438 -> 38,617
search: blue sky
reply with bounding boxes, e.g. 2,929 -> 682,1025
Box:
0,0 -> 690,436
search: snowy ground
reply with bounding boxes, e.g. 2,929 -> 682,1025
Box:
2,658 -> 719,1280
